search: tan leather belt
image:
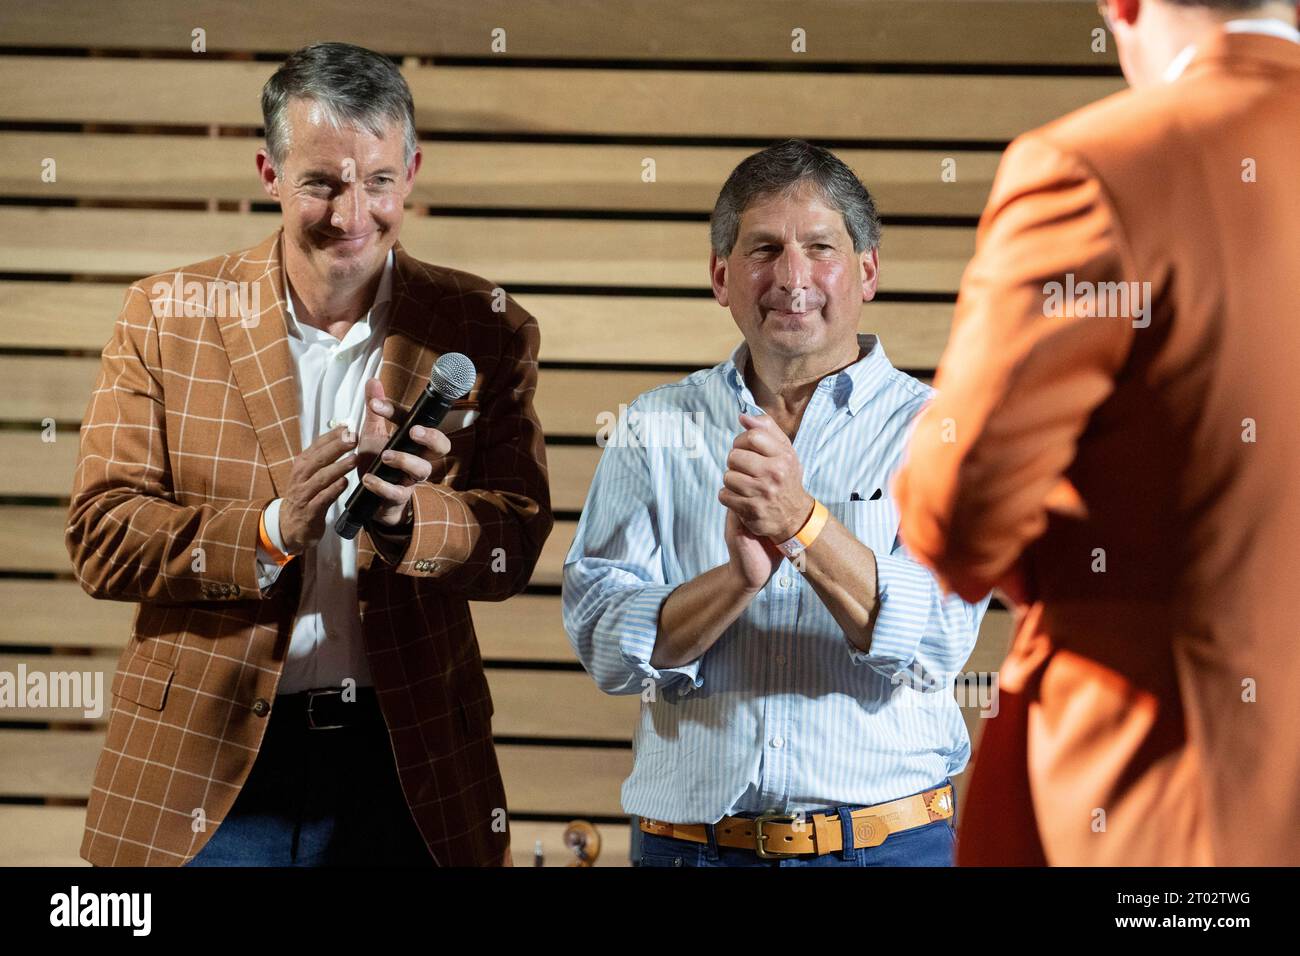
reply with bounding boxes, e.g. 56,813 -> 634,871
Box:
639,784 -> 955,859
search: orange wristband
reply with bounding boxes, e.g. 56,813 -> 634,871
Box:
259,509 -> 295,567
773,499 -> 829,560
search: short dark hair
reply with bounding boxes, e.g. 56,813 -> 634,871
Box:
709,139 -> 882,257
261,42 -> 417,172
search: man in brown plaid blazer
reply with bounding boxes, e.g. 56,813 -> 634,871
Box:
64,42 -> 552,866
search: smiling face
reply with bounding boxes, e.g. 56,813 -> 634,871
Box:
256,97 -> 419,289
711,182 -> 878,368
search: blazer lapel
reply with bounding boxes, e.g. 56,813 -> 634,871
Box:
378,241 -> 438,424
215,228 -> 302,498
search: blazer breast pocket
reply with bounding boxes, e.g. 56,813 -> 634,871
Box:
110,654 -> 176,712
826,497 -> 901,557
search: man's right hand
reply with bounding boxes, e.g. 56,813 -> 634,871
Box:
277,425 -> 359,555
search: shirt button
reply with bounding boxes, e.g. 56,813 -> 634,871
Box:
774,654 -> 786,666
252,698 -> 271,718
778,576 -> 792,588
770,736 -> 785,749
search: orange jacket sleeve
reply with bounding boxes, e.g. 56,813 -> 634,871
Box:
893,132 -> 1138,602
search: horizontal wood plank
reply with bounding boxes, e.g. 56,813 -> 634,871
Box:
0,280 -> 959,369
0,133 -> 1003,217
0,207 -> 973,293
0,57 -> 1123,140
0,1 -> 1116,65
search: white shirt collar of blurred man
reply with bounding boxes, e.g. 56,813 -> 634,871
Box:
1163,16 -> 1300,83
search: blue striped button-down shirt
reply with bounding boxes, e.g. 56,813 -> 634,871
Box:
562,333 -> 990,822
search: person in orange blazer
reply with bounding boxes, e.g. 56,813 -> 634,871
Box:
65,43 -> 552,866
893,0 -> 1300,866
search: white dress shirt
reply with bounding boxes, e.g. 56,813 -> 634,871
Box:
253,248 -> 395,694
1163,17 -> 1300,82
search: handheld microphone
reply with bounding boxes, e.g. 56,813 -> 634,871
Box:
334,351 -> 477,540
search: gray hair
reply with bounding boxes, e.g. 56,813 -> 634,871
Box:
709,139 -> 882,257
261,42 -> 418,173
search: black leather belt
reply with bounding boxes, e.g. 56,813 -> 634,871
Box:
272,686 -> 385,731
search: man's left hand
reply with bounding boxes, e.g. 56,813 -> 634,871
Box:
718,411 -> 813,542
356,378 -> 451,528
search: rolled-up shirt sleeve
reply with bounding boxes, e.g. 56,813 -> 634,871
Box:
562,402 -> 702,696
844,502 -> 990,691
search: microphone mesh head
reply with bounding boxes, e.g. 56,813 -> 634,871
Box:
430,352 -> 477,400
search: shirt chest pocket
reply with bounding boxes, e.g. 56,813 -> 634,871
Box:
824,497 -> 900,557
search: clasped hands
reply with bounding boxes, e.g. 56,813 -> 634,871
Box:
717,412 -> 816,593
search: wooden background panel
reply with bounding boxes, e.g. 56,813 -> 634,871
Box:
0,134 -> 1004,217
0,580 -> 137,649
0,57 -> 1124,140
0,281 -> 959,370
0,0 -> 1116,65
0,207 -> 974,293
0,806 -> 90,867
0,431 -> 80,497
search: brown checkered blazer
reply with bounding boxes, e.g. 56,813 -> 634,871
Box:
65,227 -> 553,866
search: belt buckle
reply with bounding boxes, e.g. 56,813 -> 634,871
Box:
305,688 -> 346,730
753,810 -> 801,859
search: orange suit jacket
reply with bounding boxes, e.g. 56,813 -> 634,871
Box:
66,228 -> 553,865
894,31 -> 1300,865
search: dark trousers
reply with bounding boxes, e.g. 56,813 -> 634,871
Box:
185,689 -> 434,867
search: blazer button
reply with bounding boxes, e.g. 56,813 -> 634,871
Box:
252,698 -> 271,717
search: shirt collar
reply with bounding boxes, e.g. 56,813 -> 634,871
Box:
1164,18 -> 1300,83
282,246 -> 395,343
724,332 -> 894,417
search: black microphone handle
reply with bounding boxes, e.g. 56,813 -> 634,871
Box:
334,383 -> 458,539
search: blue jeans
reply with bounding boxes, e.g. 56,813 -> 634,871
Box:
636,779 -> 956,867
185,691 -> 434,867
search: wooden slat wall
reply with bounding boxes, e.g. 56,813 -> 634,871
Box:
0,0 -> 1116,866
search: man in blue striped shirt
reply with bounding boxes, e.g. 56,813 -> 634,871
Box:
563,140 -> 991,866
